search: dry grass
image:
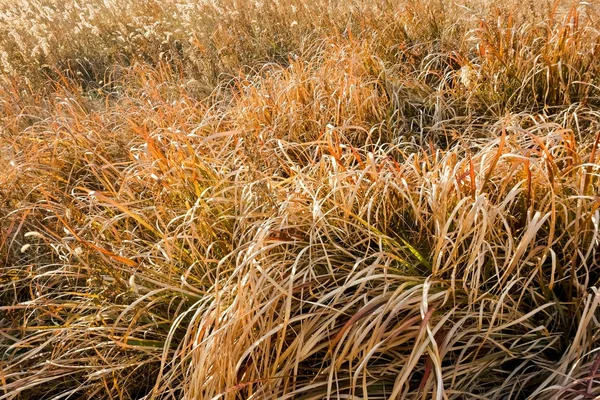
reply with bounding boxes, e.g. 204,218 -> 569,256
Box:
1,0 -> 600,399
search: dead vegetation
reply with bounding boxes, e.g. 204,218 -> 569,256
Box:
1,0 -> 600,399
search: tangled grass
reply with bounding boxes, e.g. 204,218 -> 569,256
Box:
1,0 -> 600,398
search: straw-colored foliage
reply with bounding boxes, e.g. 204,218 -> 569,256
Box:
1,0 -> 600,398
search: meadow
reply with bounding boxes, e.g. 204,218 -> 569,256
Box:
1,0 -> 600,398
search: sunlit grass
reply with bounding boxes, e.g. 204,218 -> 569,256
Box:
1,0 -> 600,399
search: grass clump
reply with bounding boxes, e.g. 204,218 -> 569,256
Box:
1,0 -> 600,399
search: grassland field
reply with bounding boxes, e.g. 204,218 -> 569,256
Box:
1,0 -> 600,399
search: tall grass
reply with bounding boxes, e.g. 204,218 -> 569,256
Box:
1,0 -> 600,398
